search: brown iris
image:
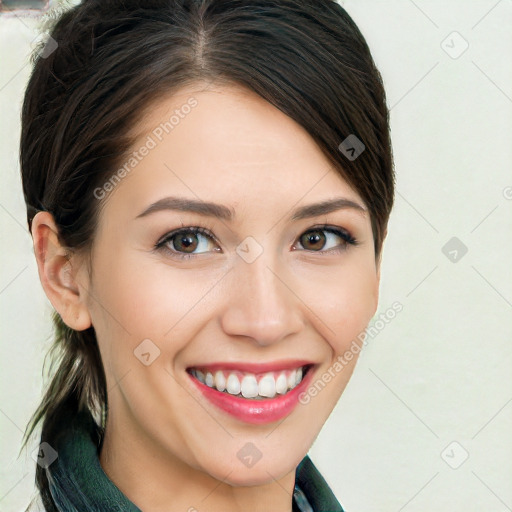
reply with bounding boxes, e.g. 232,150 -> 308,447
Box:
173,231 -> 199,253
300,229 -> 326,251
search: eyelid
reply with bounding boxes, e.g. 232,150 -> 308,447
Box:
155,225 -> 218,248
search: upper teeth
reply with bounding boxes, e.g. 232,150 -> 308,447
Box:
190,367 -> 305,399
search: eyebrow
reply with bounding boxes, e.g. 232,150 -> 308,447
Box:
135,196 -> 367,221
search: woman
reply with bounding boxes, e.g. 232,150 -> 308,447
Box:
20,0 -> 394,510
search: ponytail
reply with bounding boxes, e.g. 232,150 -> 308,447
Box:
20,312 -> 107,510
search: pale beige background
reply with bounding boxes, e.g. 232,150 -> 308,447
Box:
1,1 -> 511,511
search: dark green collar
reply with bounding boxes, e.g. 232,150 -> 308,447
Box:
48,408 -> 344,512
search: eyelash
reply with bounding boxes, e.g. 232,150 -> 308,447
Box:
154,224 -> 359,260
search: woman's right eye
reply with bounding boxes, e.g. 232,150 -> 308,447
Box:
155,227 -> 219,260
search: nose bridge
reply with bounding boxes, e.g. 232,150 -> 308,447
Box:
220,246 -> 303,345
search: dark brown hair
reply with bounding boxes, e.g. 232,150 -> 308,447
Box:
19,1 -> 394,509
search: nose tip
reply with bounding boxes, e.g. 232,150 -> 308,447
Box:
219,262 -> 304,346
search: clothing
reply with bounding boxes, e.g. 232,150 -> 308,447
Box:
26,407 -> 344,511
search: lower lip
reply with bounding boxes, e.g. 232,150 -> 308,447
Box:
188,366 -> 315,425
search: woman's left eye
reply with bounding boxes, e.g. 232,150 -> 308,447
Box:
155,225 -> 358,260
294,226 -> 358,254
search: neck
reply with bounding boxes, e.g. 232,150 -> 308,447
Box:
99,405 -> 296,512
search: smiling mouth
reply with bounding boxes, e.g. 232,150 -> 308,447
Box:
187,365 -> 312,400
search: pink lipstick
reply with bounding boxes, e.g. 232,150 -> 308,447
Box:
187,361 -> 315,424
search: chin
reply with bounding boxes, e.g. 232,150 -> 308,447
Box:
200,450 -> 301,488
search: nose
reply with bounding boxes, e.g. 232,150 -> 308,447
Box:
219,253 -> 304,347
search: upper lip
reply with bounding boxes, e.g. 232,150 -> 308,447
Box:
187,360 -> 315,374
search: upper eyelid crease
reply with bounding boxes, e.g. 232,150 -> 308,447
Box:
157,226 -> 216,246
136,196 -> 367,222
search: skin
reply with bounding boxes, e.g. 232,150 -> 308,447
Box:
32,82 -> 384,512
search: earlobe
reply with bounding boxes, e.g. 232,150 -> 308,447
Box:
31,212 -> 92,331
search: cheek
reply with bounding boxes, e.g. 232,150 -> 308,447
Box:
89,249 -> 223,352
294,263 -> 377,430
298,258 -> 378,355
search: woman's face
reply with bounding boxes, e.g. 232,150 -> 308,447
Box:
80,83 -> 380,486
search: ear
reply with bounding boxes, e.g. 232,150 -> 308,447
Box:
31,211 -> 92,331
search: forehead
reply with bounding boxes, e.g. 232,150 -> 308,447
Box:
99,82 -> 363,223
